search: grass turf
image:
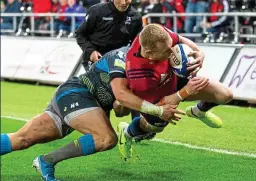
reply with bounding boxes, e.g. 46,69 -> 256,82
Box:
1,81 -> 256,181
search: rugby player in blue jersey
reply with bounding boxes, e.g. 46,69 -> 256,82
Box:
1,46 -> 209,181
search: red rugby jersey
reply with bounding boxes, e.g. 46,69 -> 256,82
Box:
126,27 -> 179,103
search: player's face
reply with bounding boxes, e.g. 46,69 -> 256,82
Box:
114,0 -> 132,12
146,37 -> 174,61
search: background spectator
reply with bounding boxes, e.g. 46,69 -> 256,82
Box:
54,0 -> 68,32
1,0 -> 6,12
149,0 -> 185,32
33,0 -> 52,31
137,0 -> 152,16
1,0 -> 21,30
38,0 -> 60,31
81,0 -> 101,9
184,0 -> 208,33
200,0 -> 229,34
65,0 -> 86,31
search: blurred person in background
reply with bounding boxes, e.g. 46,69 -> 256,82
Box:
136,0 -> 152,16
54,0 -> 69,32
38,0 -> 59,32
200,0 -> 229,35
33,0 -> 52,32
75,0 -> 142,119
64,0 -> 86,31
149,0 -> 185,32
0,0 -> 21,31
81,0 -> 101,9
1,1 -> 6,12
184,0 -> 208,33
75,0 -> 142,71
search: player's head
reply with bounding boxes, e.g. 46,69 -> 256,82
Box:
139,24 -> 173,61
113,0 -> 132,12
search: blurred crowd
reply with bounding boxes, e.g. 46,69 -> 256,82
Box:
135,0 -> 256,43
0,0 -> 101,36
1,0 -> 256,43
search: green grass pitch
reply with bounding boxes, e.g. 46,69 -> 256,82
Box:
1,81 -> 256,181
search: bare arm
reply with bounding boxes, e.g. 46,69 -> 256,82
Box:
113,100 -> 131,117
110,78 -> 185,121
178,35 -> 205,73
179,35 -> 201,52
111,78 -> 144,111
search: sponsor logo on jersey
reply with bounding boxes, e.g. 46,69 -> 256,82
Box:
125,16 -> 131,24
114,59 -> 125,69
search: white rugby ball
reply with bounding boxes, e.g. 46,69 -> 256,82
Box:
169,44 -> 195,78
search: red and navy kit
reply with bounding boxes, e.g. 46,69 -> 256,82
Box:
126,27 -> 180,104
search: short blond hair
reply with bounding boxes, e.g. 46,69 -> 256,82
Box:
139,24 -> 169,49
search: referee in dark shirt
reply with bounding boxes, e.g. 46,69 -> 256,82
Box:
75,0 -> 142,70
75,0 -> 142,120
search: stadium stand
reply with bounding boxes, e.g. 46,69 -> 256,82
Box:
1,0 -> 256,43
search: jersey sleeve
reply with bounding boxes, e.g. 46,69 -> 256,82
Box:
108,49 -> 127,81
163,26 -> 180,46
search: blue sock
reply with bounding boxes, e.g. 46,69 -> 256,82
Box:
127,117 -> 147,137
78,134 -> 96,155
1,134 -> 12,155
197,101 -> 218,112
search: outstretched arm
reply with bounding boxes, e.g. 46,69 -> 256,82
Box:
110,78 -> 185,122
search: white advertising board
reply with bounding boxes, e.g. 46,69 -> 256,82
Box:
197,46 -> 236,81
222,48 -> 256,101
1,36 -> 82,84
74,64 -> 86,77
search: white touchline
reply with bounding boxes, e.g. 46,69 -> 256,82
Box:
2,116 -> 256,159
1,116 -> 28,122
152,138 -> 256,159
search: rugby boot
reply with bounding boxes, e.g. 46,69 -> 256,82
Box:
186,106 -> 223,128
32,155 -> 60,181
117,122 -> 133,161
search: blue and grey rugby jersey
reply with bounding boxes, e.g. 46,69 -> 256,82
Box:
79,46 -> 129,111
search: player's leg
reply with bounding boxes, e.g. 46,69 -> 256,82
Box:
185,79 -> 233,127
33,77 -> 117,180
117,113 -> 167,160
0,112 -> 62,156
35,111 -> 116,181
40,108 -> 117,165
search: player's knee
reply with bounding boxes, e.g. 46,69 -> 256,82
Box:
14,134 -> 34,150
94,132 -> 117,151
224,88 -> 233,103
103,132 -> 118,150
218,88 -> 233,104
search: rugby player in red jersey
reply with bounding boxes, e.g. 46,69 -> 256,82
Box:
117,24 -> 233,160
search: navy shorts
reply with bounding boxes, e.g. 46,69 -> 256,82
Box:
141,113 -> 168,128
45,77 -> 100,137
177,77 -> 189,91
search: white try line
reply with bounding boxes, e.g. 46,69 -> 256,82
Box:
1,116 -> 28,122
152,138 -> 256,159
2,116 -> 256,159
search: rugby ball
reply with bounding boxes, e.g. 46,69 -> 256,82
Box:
169,44 -> 195,78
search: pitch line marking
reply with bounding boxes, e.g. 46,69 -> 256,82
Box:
1,116 -> 28,122
152,138 -> 256,158
2,116 -> 256,158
